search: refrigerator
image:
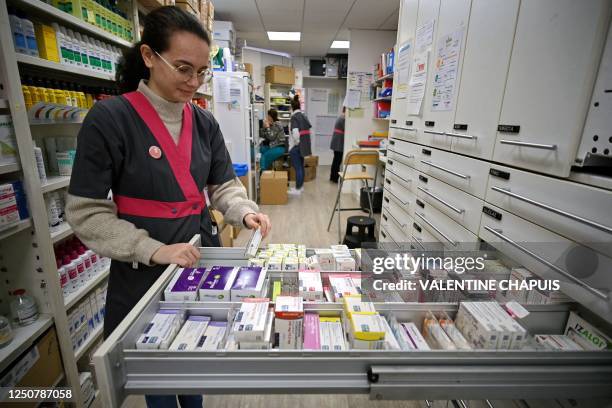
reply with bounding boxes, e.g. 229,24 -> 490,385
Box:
212,71 -> 257,199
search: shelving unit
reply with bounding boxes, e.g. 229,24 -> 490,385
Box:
264,82 -> 293,122
0,315 -> 53,373
64,266 -> 110,309
0,0 -> 138,405
373,96 -> 392,102
374,73 -> 394,83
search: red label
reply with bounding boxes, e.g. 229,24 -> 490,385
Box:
60,274 -> 68,287
77,264 -> 85,274
68,267 -> 78,279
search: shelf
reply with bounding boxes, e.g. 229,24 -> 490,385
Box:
0,99 -> 8,109
0,218 -> 33,241
16,54 -> 116,82
373,97 -> 392,102
303,76 -> 344,80
51,222 -> 73,243
11,0 -> 132,47
41,176 -> 71,194
75,324 -> 103,360
31,120 -> 84,126
0,162 -> 21,175
374,73 -> 394,83
373,117 -> 390,121
64,266 -> 110,310
0,315 -> 53,374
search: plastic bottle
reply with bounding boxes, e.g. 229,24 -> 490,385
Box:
75,32 -> 90,70
89,250 -> 100,274
0,315 -> 13,348
66,29 -> 82,66
45,193 -> 61,228
52,23 -> 69,65
57,258 -> 69,297
78,246 -> 93,279
63,255 -> 79,292
59,26 -> 75,65
87,36 -> 101,71
22,86 -> 32,111
10,289 -> 38,326
96,40 -> 109,73
8,13 -> 27,54
71,250 -> 86,287
223,48 -> 233,72
33,143 -> 47,183
19,14 -> 39,57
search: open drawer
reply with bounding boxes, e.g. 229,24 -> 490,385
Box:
93,240 -> 612,407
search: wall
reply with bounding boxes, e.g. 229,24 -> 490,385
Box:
344,29 -> 397,194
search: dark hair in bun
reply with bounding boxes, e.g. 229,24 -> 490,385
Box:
291,94 -> 301,111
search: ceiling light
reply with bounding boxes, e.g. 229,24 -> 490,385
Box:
331,40 -> 350,48
267,31 -> 301,41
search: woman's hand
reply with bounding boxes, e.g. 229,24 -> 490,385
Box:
243,212 -> 271,238
151,243 -> 200,267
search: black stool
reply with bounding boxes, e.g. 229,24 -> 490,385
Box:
342,216 -> 376,249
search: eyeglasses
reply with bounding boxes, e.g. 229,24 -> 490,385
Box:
154,50 -> 213,83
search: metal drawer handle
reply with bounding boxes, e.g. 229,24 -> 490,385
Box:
415,212 -> 457,246
385,187 -> 410,206
423,130 -> 445,136
492,186 -> 612,234
388,149 -> 415,161
386,169 -> 413,187
385,208 -> 408,229
388,153 -> 414,168
420,160 -> 470,179
417,186 -> 465,214
425,400 -> 433,408
483,226 -> 609,300
406,128 -> 417,132
499,140 -> 557,150
412,236 -> 425,249
445,131 -> 477,140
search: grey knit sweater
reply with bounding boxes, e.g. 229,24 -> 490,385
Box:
65,80 -> 258,266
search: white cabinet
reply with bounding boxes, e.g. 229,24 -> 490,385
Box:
492,0 -> 612,177
390,0 -> 419,128
451,0 -> 519,160
407,0 -> 441,129
419,0 -> 472,151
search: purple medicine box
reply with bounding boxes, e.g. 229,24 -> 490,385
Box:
198,266 -> 238,301
164,268 -> 207,301
230,266 -> 267,301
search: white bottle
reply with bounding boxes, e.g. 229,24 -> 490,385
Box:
20,16 -> 39,57
45,194 -> 61,229
104,44 -> 115,75
58,262 -> 69,297
51,23 -> 66,64
87,37 -> 101,71
66,29 -> 81,67
75,33 -> 89,70
64,256 -> 78,293
72,252 -> 85,288
59,26 -> 75,65
97,40 -> 109,73
89,251 -> 99,274
8,14 -> 27,55
33,144 -> 47,183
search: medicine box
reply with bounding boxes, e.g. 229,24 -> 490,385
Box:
136,310 -> 184,350
342,295 -> 376,315
564,311 -> 612,350
329,275 -> 361,301
230,266 -> 267,301
197,321 -> 228,351
381,317 -> 401,350
319,317 -> 347,351
170,315 -> 211,351
303,313 -> 321,350
165,267 -> 207,301
274,296 -> 304,349
199,266 -> 237,301
232,299 -> 270,342
299,271 -> 323,301
240,310 -> 274,350
535,334 -> 583,351
335,257 -> 356,272
399,322 -> 430,351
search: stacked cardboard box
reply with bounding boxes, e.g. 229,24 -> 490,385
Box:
260,171 -> 288,204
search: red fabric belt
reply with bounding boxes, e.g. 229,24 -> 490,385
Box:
299,129 -> 311,136
115,194 -> 206,219
334,128 -> 344,134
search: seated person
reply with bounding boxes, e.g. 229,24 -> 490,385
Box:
259,109 -> 287,170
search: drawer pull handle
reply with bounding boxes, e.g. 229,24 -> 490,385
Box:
417,187 -> 465,214
386,169 -> 413,186
483,226 -> 609,300
423,130 -> 445,136
406,128 -> 417,132
385,188 -> 410,206
386,209 -> 408,229
445,132 -> 477,140
420,160 -> 470,180
389,140 -> 395,145
415,212 -> 457,246
499,140 -> 557,150
412,236 -> 425,249
491,186 -> 612,234
425,401 -> 433,408
485,401 -> 495,408
388,153 -> 414,167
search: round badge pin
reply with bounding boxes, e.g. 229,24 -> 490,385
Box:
149,146 -> 162,159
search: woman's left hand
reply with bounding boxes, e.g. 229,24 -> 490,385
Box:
244,212 -> 271,237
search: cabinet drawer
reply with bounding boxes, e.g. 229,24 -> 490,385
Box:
389,126 -> 419,143
384,184 -> 417,219
381,207 -> 411,243
413,202 -> 480,250
479,203 -> 612,322
414,169 -> 484,234
487,165 -> 612,257
386,154 -> 418,187
416,145 -> 491,198
379,226 -> 400,248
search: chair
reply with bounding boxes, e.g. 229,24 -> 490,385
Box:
327,149 -> 380,243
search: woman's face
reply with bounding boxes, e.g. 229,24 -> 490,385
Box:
267,114 -> 273,123
144,31 -> 210,103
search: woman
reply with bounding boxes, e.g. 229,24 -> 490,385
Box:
65,7 -> 270,407
329,106 -> 345,183
259,109 -> 286,170
288,95 -> 312,195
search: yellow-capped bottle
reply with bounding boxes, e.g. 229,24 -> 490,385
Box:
30,86 -> 43,105
21,86 -> 33,111
77,92 -> 86,108
69,91 -> 79,107
85,93 -> 93,109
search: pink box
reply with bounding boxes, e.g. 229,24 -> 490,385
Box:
303,313 -> 321,350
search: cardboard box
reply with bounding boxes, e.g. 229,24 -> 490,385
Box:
170,316 -> 211,350
197,321 -> 227,351
176,0 -> 199,16
164,267 -> 207,301
304,155 -> 319,167
238,174 -> 248,190
299,271 -> 323,301
303,313 -> 321,349
260,171 -> 287,205
232,299 -> 270,342
199,266 -> 237,301
244,62 -> 253,76
274,296 -> 304,349
265,65 -> 295,85
230,266 -> 268,301
15,328 -> 62,387
220,224 -> 233,247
